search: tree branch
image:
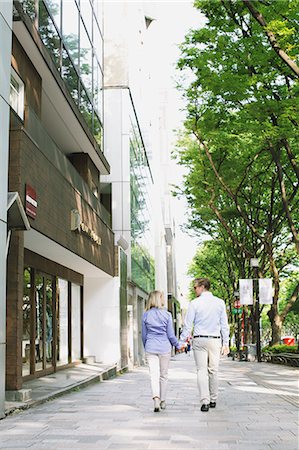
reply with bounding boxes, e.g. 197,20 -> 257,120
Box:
243,0 -> 299,77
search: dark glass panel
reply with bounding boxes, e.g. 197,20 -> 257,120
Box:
35,274 -> 44,371
45,278 -> 53,368
22,268 -> 31,376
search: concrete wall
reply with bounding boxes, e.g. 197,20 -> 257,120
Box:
84,276 -> 121,366
0,0 -> 12,418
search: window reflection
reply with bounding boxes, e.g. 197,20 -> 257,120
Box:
93,112 -> 102,147
72,284 -> 81,361
39,1 -> 61,69
19,0 -> 104,151
80,84 -> 93,129
130,112 -> 155,292
44,0 -> 61,32
35,274 -> 44,372
80,19 -> 92,96
22,268 -> 31,376
57,279 -> 68,366
62,0 -> 79,67
62,46 -> 79,103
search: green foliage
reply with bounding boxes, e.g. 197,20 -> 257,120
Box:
174,0 -> 299,344
262,344 -> 298,354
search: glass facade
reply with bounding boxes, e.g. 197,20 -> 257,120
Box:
22,267 -> 82,377
20,0 -> 103,148
130,112 -> 155,293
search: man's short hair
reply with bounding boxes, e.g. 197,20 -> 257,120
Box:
194,278 -> 211,290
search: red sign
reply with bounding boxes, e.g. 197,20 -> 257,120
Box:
234,300 -> 241,308
25,185 -> 37,219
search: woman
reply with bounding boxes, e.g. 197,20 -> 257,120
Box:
142,290 -> 182,412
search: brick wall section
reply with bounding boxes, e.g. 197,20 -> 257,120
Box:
6,232 -> 24,390
11,35 -> 42,117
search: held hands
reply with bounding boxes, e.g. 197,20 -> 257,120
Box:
221,345 -> 229,356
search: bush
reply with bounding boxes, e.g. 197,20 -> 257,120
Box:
262,344 -> 298,354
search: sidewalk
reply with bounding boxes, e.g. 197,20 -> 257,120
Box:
4,362 -> 118,416
0,353 -> 298,449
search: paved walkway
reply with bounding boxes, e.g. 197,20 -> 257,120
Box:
0,353 -> 298,450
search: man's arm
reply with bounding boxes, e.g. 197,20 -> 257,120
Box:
220,302 -> 230,355
180,302 -> 195,344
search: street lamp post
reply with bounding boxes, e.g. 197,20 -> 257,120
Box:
233,290 -> 241,356
250,258 -> 261,362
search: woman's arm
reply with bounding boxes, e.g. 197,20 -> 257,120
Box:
141,316 -> 147,348
166,313 -> 180,348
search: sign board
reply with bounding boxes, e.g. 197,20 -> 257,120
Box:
239,279 -> 253,305
259,278 -> 273,304
234,300 -> 241,308
233,308 -> 243,314
25,185 -> 37,219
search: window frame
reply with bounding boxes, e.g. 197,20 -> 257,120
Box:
10,67 -> 25,120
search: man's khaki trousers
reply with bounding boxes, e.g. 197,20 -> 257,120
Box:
192,337 -> 222,405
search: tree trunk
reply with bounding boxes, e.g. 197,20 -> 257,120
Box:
271,314 -> 283,345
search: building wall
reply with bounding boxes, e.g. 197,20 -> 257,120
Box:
84,276 -> 120,365
0,0 -> 12,418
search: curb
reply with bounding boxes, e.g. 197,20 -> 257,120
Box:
4,364 -> 118,417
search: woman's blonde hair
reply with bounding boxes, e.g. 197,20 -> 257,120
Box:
146,290 -> 165,310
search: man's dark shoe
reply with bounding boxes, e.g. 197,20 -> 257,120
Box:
200,404 -> 209,412
209,402 -> 216,408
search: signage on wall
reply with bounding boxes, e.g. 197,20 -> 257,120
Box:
71,209 -> 102,245
25,185 -> 37,219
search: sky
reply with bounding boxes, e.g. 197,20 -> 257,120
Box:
151,1 -> 206,302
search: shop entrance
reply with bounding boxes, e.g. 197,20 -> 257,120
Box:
22,268 -> 55,377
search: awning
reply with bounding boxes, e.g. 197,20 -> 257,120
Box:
7,192 -> 30,231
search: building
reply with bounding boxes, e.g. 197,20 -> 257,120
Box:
2,0 -> 178,406
103,2 -> 178,368
0,0 -> 13,419
5,0 -> 118,400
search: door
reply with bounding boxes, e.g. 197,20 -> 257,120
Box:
35,273 -> 54,372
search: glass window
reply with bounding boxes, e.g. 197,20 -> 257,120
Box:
35,274 -> 44,372
80,84 -> 93,130
62,45 -> 79,103
45,278 -> 53,369
71,284 -> 81,361
44,0 -> 61,32
93,1 -> 103,34
39,1 -> 61,69
22,268 -> 31,376
22,0 -> 36,22
62,0 -> 79,67
57,279 -> 68,366
93,57 -> 103,121
80,19 -> 93,97
80,0 -> 92,38
93,112 -> 102,148
93,17 -> 103,66
10,68 -> 24,120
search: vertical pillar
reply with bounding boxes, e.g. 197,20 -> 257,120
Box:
0,0 -> 13,418
6,232 -> 24,391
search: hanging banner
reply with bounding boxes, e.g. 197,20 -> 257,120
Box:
259,278 -> 273,304
239,279 -> 253,305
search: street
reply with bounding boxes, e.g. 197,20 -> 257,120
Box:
0,353 -> 298,450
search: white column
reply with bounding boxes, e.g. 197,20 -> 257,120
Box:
0,0 -> 12,418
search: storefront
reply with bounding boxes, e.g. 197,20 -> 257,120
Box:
22,250 -> 83,380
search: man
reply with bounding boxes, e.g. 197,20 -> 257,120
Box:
180,278 -> 229,412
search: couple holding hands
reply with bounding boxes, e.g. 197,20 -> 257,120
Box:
142,278 -> 229,412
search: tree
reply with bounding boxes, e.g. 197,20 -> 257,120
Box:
174,0 -> 299,344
